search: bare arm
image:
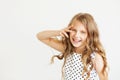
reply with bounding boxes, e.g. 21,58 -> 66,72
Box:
92,53 -> 108,80
36,30 -> 65,52
37,30 -> 60,40
36,27 -> 72,53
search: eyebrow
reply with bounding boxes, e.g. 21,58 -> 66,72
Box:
70,28 -> 87,32
70,27 -> 76,29
70,28 -> 77,31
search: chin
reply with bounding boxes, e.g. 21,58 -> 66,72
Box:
72,44 -> 81,48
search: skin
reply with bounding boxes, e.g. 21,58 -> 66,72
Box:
36,21 -> 108,80
69,21 -> 87,53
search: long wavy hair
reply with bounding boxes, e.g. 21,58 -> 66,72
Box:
51,13 -> 108,79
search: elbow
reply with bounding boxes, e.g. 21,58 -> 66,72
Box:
36,33 -> 42,41
98,71 -> 108,80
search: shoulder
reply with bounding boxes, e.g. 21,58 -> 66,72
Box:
91,52 -> 104,73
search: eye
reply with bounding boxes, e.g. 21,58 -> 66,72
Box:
81,31 -> 86,34
70,29 -> 76,32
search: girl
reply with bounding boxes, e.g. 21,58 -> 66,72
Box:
36,13 -> 108,80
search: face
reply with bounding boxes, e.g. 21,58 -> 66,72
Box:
69,21 -> 88,48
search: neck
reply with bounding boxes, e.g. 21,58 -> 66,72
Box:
74,45 -> 85,54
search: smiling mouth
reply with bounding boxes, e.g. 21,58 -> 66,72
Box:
73,38 -> 81,43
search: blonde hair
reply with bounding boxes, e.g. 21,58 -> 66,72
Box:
51,13 -> 108,79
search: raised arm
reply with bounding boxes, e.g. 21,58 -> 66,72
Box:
36,26 -> 73,52
37,30 -> 60,40
36,30 -> 65,52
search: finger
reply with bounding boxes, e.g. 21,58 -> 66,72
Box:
62,31 -> 69,38
65,29 -> 72,33
59,32 -> 65,38
68,25 -> 73,29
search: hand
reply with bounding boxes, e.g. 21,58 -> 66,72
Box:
59,26 -> 72,38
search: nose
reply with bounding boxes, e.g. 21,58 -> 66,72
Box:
75,31 -> 80,38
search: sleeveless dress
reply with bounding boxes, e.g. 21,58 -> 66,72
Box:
63,53 -> 99,80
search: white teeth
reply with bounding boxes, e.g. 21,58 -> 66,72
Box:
74,40 -> 80,42
73,38 -> 81,42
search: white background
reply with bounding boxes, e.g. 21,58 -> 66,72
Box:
0,0 -> 120,80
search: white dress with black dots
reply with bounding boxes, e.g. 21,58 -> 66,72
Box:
63,53 -> 99,80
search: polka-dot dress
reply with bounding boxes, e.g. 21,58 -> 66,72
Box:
63,53 -> 99,80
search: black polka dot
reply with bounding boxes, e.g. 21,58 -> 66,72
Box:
63,53 -> 98,80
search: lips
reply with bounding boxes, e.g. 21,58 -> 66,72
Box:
73,38 -> 81,43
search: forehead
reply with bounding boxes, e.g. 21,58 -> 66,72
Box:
71,20 -> 87,31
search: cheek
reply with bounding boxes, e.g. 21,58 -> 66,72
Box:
69,32 -> 74,37
83,35 -> 87,40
